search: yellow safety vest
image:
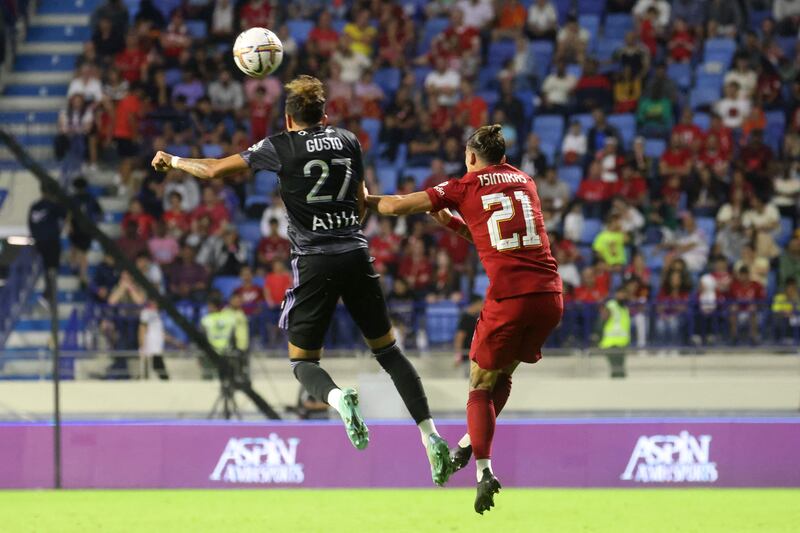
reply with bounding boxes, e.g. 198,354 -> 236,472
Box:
200,308 -> 249,354
600,299 -> 631,349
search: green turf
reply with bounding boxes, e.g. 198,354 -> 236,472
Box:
1,489 -> 799,533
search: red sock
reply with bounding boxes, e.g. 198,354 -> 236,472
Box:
467,389 -> 496,460
492,373 -> 512,415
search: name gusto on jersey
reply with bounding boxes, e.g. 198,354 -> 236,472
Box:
306,137 -> 344,153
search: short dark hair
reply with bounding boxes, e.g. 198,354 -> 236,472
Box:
285,75 -> 326,126
466,124 -> 505,164
207,289 -> 224,310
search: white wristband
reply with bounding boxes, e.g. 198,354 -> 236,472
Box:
170,156 -> 181,168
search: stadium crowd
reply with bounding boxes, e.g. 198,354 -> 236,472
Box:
57,0 -> 800,352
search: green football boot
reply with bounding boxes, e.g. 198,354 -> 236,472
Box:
427,434 -> 454,486
338,388 -> 369,450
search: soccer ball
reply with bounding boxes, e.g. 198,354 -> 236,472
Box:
232,28 -> 283,78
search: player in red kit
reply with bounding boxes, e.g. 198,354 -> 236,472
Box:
366,125 -> 563,514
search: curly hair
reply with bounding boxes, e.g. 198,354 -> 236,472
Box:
284,75 -> 326,126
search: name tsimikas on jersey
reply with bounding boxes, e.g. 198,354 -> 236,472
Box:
477,172 -> 529,187
312,210 -> 359,230
305,137 -> 344,152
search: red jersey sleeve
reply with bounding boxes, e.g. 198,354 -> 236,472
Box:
425,179 -> 467,212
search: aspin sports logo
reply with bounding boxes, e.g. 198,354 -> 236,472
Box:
210,435 -> 305,484
620,431 -> 718,484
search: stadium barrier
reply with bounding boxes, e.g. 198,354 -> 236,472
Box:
2,419 -> 799,489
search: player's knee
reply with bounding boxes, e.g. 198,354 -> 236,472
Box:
365,330 -> 396,352
470,365 -> 497,391
289,358 -> 320,379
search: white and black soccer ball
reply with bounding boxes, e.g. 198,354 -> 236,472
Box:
232,27 -> 283,78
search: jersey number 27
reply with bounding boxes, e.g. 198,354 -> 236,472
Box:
482,191 -> 541,252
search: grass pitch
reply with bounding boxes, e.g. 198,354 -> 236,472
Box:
2,489 -> 798,533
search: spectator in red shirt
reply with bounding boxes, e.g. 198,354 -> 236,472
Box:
162,191 -> 191,236
574,59 -> 613,112
454,80 -> 489,130
705,113 -> 734,159
233,266 -> 264,317
574,266 -> 606,303
443,9 -> 481,57
639,6 -> 659,56
114,33 -> 147,83
263,259 -> 292,309
756,63 -> 783,109
240,0 -> 272,30
121,198 -> 155,239
615,163 -> 648,206
699,134 -> 730,179
494,0 -> 527,40
116,220 -> 148,261
429,249 -> 461,302
667,17 -> 695,63
160,11 -> 191,61
112,82 -> 144,191
710,256 -> 733,300
256,217 -> 291,269
307,10 -> 339,58
249,86 -> 271,143
655,269 -> 692,344
739,129 -> 774,181
672,108 -> 704,154
421,159 -> 449,190
398,239 -> 433,295
728,265 -> 766,343
659,132 -> 693,178
577,161 -> 613,218
192,186 -> 230,235
370,218 -> 402,274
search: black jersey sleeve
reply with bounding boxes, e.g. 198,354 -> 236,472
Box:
239,137 -> 282,172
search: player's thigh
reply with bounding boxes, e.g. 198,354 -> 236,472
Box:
469,298 -> 521,371
514,292 -> 564,363
339,249 -> 393,343
283,256 -> 341,352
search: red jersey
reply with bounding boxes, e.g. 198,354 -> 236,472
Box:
233,284 -> 263,316
425,163 -> 562,300
672,123 -> 703,149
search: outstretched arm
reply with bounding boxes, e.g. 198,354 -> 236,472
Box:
151,151 -> 249,180
365,191 -> 434,216
430,208 -> 473,243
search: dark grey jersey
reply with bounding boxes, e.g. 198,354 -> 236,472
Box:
240,125 -> 368,256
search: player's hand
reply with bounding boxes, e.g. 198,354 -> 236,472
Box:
429,209 -> 451,226
151,151 -> 173,173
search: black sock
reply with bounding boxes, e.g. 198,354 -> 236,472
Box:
373,342 -> 431,424
291,359 -> 339,405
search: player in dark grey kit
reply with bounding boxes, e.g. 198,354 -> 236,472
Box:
151,75 -> 452,485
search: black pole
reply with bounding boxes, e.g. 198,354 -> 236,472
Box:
48,267 -> 62,489
0,129 -> 280,419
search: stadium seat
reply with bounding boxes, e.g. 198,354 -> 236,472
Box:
689,86 -> 720,110
373,68 -> 401,95
553,0 -> 572,25
212,276 -> 241,300
695,217 -> 716,242
413,66 -> 432,89
604,13 -> 633,36
644,139 -> 666,158
244,194 -> 269,211
488,39 -> 516,65
559,166 -> 583,196
287,19 -> 314,44
476,90 -> 500,111
425,301 -> 460,344
418,17 -> 449,54
765,123 -> 784,153
164,68 -> 182,86
667,62 -> 692,90
539,141 -> 557,164
577,0 -> 605,16
533,114 -> 565,147
595,38 -> 623,62
155,0 -> 182,20
765,110 -> 787,131
376,166 -> 399,193
607,113 -> 636,149
778,218 -> 794,247
530,40 -> 554,59
581,218 -> 603,244
237,222 -> 262,244
692,112 -> 711,131
571,113 -> 594,133
185,20 -> 208,40
777,37 -> 797,60
703,38 -> 736,66
165,144 -> 192,158
578,15 -> 600,45
201,144 -> 224,158
361,118 -> 382,153
695,71 -> 724,92
253,170 -> 279,195
473,274 -> 490,297
515,89 -> 535,124
767,270 -> 778,298
565,63 -> 582,79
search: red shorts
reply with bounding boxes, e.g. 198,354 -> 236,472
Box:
469,292 -> 563,370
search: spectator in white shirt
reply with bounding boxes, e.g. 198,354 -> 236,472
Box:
561,120 -> 587,165
633,0 -> 671,30
260,190 -> 289,239
163,170 -> 201,212
211,0 -> 235,41
527,0 -> 558,40
714,81 -> 751,129
425,57 -> 461,107
138,301 -> 170,380
68,64 -> 103,103
724,55 -> 757,99
208,70 -> 244,114
541,61 -> 576,113
555,16 -> 590,64
456,0 -> 495,30
661,213 -> 709,273
743,194 -> 782,259
331,35 -> 371,84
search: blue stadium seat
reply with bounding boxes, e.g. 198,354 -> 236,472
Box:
607,113 -> 636,149
244,194 -> 269,210
201,144 -> 223,158
554,0 -> 572,25
571,113 -> 594,133
533,114 -> 565,146
778,218 -> 794,247
766,110 -> 787,130
604,14 -> 633,36
695,217 -> 716,242
565,63 -> 582,79
559,166 -> 583,196
578,15 -> 600,45
595,38 -> 623,62
419,17 -> 449,54
165,144 -> 191,157
765,123 -> 784,153
689,86 -> 720,110
749,10 -> 771,31
286,19 -> 314,44
777,37 -> 797,60
515,89 -> 535,124
373,68 -> 401,95
473,274 -> 490,297
186,20 -> 208,39
212,276 -> 241,300
413,66 -> 432,89
581,218 -> 603,244
577,0 -> 605,16
403,167 -> 430,188
695,71 -> 724,91
703,38 -> 736,66
425,301 -> 460,344
361,118 -> 382,153
376,166 -> 399,193
644,139 -> 666,158
667,62 -> 692,89
253,170 -> 279,195
476,90 -> 500,111
237,222 -> 262,244
155,0 -> 182,20
692,112 -> 711,130
530,40 -> 554,58
488,39 -> 516,65
539,142 -> 557,164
